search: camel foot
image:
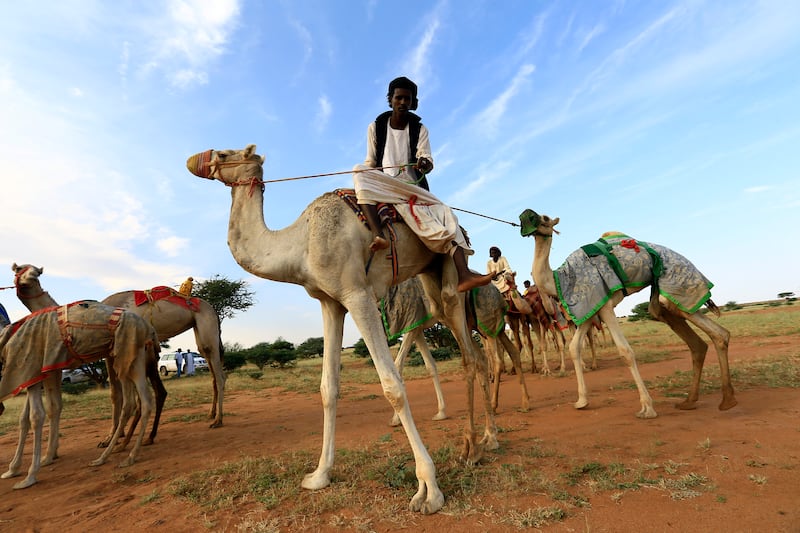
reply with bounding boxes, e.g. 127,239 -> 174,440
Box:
460,434 -> 484,466
432,411 -> 447,421
301,469 -> 331,491
481,431 -> 500,451
41,455 -> 56,467
208,420 -> 223,429
636,406 -> 658,419
369,236 -> 389,252
89,457 -> 106,467
12,476 -> 37,490
574,398 -> 589,410
457,272 -> 494,292
1,469 -> 20,479
143,438 -> 155,446
520,398 -> 530,412
118,457 -> 136,468
675,399 -> 698,410
410,480 -> 445,515
718,396 -> 738,411
509,367 -> 516,375
389,414 -> 402,427
97,436 -> 113,448
541,366 -> 552,376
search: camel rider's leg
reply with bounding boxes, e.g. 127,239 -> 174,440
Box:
453,246 -> 495,292
360,203 -> 389,252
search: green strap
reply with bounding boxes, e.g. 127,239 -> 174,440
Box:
581,239 -> 630,295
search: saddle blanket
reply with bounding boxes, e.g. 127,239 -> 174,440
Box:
134,286 -> 200,312
0,301 -> 125,399
554,233 -> 713,325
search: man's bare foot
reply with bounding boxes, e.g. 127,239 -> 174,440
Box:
457,271 -> 494,292
369,235 -> 389,252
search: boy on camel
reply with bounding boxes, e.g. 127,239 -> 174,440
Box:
353,76 -> 493,292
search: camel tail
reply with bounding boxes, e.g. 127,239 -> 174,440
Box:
705,299 -> 721,317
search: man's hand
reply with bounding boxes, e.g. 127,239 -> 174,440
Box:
415,157 -> 433,173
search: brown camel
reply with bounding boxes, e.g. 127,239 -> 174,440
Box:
187,144 -> 499,514
0,300 -> 158,488
101,288 -> 226,428
12,263 -> 167,447
521,209 -> 737,418
386,277 -> 529,424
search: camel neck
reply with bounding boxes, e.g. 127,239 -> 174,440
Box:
532,235 -> 558,298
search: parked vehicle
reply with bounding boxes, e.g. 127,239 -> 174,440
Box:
62,367 -> 92,384
158,351 -> 208,376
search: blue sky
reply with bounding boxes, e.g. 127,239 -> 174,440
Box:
1,0 -> 798,351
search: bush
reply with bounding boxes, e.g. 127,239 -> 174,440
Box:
222,351 -> 247,372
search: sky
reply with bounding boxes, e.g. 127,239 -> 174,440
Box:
1,0 -> 798,351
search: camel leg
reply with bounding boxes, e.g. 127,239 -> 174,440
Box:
661,307 -> 737,411
597,305 -> 656,418
194,319 -> 226,428
343,297 -> 444,514
498,333 -> 530,412
521,322 -> 537,374
583,327 -> 597,371
391,329 -> 446,426
8,385 -> 45,489
99,360 -> 121,448
42,373 -> 62,465
569,321 -> 592,410
145,360 -> 167,445
2,390 -> 33,481
482,335 -> 502,413
533,323 -> 551,375
415,335 -> 447,421
120,367 -> 154,467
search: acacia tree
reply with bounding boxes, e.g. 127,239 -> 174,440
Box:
297,337 -> 325,358
192,275 -> 256,323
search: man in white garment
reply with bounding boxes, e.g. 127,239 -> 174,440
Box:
487,246 -> 514,296
353,76 -> 493,292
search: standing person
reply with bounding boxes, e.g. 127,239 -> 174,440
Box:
174,348 -> 184,378
522,280 -> 532,296
179,276 -> 194,296
353,76 -> 493,292
487,246 -> 514,296
184,350 -> 195,376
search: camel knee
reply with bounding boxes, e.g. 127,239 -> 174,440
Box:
383,384 -> 407,411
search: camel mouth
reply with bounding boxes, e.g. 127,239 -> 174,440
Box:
519,209 -> 541,237
186,150 -> 214,179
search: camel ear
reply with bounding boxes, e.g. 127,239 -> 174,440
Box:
11,263 -> 17,272
244,144 -> 257,158
38,266 -> 44,275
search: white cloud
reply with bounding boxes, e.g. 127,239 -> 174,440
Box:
139,0 -> 241,89
475,64 -> 536,136
69,87 -> 84,97
744,185 -> 772,193
576,23 -> 606,54
157,236 -> 190,257
316,94 -> 332,132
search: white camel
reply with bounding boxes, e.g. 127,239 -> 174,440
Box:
521,210 -> 737,418
12,263 -> 168,447
187,144 -> 500,514
0,300 -> 158,488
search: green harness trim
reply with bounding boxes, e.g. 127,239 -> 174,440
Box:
556,234 -> 665,326
470,287 -> 507,338
380,298 -> 433,342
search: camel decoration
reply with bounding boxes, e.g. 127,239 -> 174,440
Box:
0,300 -> 158,488
102,286 -> 226,428
520,209 -> 737,418
12,263 -> 167,448
385,277 -> 529,423
186,144 -> 501,514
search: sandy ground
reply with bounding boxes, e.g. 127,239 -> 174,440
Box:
0,325 -> 798,532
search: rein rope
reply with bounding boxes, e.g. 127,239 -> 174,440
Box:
205,156 -> 520,227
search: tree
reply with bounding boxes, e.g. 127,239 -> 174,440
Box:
353,338 -> 370,358
627,302 -> 652,322
244,339 -> 297,369
192,275 -> 256,323
423,323 -> 457,350
297,337 -> 325,358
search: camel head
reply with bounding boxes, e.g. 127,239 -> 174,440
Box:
12,263 -> 44,291
186,144 -> 265,186
519,209 -> 559,238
